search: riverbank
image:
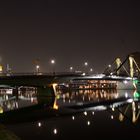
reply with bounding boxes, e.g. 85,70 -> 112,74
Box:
0,124 -> 20,140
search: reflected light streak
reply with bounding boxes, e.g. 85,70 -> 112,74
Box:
125,93 -> 128,98
53,99 -> 59,110
112,107 -> 115,111
38,122 -> 42,127
132,101 -> 140,123
0,106 -> 3,114
53,128 -> 58,135
119,113 -> 124,122
84,111 -> 87,116
87,121 -> 91,126
72,116 -> 75,120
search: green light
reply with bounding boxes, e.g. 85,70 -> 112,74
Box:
133,80 -> 139,85
134,91 -> 140,98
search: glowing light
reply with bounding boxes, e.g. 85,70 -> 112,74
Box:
56,95 -> 60,99
82,73 -> 86,76
92,111 -> 94,115
133,79 -> 138,85
53,103 -> 58,110
0,106 -> 3,114
72,116 -> 75,120
53,128 -> 58,135
125,93 -> 128,98
112,107 -> 115,111
123,80 -> 128,84
52,83 -> 58,96
70,67 -> 73,71
84,62 -> 88,66
110,72 -> 113,75
93,105 -> 107,110
51,59 -> 55,64
84,111 -> 87,116
0,65 -> 3,72
38,122 -> 42,127
111,115 -> 114,119
36,65 -> 40,73
87,121 -> 91,126
36,65 -> 40,69
119,113 -> 124,121
108,64 -> 111,68
134,91 -> 140,98
6,89 -> 13,94
90,68 -> 93,72
82,96 -> 85,101
127,99 -> 133,103
90,74 -> 105,78
53,99 -> 59,110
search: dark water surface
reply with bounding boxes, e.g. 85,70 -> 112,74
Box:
0,88 -> 140,140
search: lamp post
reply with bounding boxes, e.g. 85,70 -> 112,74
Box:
84,62 -> 88,66
70,66 -> 73,73
36,65 -> 40,74
90,68 -> 93,73
84,62 -> 88,74
51,59 -> 55,74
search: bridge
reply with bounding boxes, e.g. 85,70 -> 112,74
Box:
0,73 -> 82,96
0,52 -> 140,95
103,52 -> 140,78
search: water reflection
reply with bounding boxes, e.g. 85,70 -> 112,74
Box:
53,128 -> 58,135
0,87 -> 56,123
87,120 -> 91,126
118,100 -> 140,123
57,89 -> 133,107
0,87 -> 140,126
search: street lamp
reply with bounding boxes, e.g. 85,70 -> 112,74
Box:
84,62 -> 88,74
90,68 -> 93,73
108,64 -> 111,68
35,65 -> 40,75
51,59 -> 55,74
70,66 -> 73,72
84,62 -> 88,66
51,59 -> 55,64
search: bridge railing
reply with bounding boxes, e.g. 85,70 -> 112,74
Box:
0,72 -> 83,77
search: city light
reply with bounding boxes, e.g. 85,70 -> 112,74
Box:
38,122 -> 42,127
53,128 -> 58,135
84,111 -> 87,116
92,111 -> 94,115
36,65 -> 40,73
90,68 -> 93,72
72,116 -> 75,120
84,62 -> 88,66
0,65 -> 3,73
111,115 -> 114,119
0,106 -> 3,114
87,121 -> 91,126
50,59 -> 56,74
70,66 -> 73,72
51,59 -> 55,64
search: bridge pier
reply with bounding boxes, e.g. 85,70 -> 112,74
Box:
36,85 -> 56,105
37,85 -> 56,97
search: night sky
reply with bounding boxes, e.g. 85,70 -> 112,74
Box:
0,0 -> 140,73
